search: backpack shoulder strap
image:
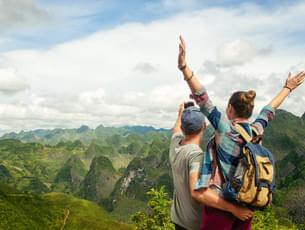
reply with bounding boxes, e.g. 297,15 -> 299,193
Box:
235,123 -> 252,143
250,125 -> 263,144
250,125 -> 259,136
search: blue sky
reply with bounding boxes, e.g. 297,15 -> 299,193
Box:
3,0 -> 304,51
0,0 -> 305,133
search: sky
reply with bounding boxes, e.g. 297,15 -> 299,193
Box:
0,0 -> 305,134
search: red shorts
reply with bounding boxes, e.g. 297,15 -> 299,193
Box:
200,206 -> 252,230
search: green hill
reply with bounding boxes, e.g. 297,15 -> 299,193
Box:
53,155 -> 88,193
263,110 -> 305,161
80,156 -> 120,202
0,183 -> 133,230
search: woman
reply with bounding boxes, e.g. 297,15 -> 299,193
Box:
177,35 -> 305,230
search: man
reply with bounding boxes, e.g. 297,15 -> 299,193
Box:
170,103 -> 253,230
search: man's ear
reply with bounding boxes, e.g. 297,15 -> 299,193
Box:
202,122 -> 207,131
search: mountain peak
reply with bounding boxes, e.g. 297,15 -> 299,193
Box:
302,112 -> 305,120
77,125 -> 90,133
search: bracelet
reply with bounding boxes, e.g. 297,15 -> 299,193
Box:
184,71 -> 194,81
178,64 -> 187,71
283,86 -> 292,92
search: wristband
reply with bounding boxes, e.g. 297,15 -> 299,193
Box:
283,86 -> 292,92
178,64 -> 187,71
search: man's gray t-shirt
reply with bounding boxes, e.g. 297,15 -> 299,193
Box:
169,133 -> 204,230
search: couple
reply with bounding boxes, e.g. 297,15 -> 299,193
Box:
169,36 -> 305,230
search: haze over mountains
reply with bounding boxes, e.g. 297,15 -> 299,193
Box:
0,109 -> 304,229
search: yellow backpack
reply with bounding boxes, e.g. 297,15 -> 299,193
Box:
222,124 -> 275,208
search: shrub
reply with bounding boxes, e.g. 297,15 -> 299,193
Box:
131,186 -> 174,230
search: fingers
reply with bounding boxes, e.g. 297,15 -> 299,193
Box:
234,207 -> 254,221
178,102 -> 185,115
285,71 -> 305,90
298,72 -> 305,80
294,71 -> 305,85
241,213 -> 253,221
288,71 -> 304,81
297,78 -> 305,86
243,208 -> 253,220
179,35 -> 186,50
179,35 -> 185,46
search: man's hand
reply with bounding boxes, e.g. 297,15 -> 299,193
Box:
231,205 -> 254,221
178,102 -> 185,117
178,35 -> 186,69
172,102 -> 185,134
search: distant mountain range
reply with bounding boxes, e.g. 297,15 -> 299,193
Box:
0,125 -> 171,146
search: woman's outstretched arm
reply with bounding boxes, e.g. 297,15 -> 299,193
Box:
178,36 -> 231,134
268,72 -> 305,110
178,36 -> 201,94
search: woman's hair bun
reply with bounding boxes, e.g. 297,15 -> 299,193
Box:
241,90 -> 256,105
247,90 -> 256,100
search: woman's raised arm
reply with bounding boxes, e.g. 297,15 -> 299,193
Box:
268,72 -> 305,110
178,36 -> 201,94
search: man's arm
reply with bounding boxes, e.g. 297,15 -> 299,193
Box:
172,103 -> 184,135
189,172 -> 253,221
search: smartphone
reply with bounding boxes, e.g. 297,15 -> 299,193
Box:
184,101 -> 194,109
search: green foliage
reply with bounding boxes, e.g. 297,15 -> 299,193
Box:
23,177 -> 50,194
131,186 -> 174,230
0,183 -> 63,229
0,164 -> 11,183
85,142 -> 117,158
252,206 -> 299,230
119,141 -> 142,155
0,183 -> 133,230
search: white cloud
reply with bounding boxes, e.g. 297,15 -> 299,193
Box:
134,62 -> 159,74
0,2 -> 305,133
217,40 -> 272,67
0,68 -> 28,94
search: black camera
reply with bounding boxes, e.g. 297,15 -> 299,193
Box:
184,101 -> 194,109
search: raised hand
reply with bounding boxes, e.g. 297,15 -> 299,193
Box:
268,71 -> 305,109
178,35 -> 186,69
285,71 -> 305,91
178,102 -> 185,116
